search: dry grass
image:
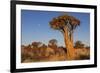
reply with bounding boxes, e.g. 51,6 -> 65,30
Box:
21,44 -> 90,63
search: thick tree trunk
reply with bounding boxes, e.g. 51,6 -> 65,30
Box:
63,27 -> 75,60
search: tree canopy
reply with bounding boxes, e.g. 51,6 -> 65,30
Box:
48,39 -> 57,46
49,14 -> 80,31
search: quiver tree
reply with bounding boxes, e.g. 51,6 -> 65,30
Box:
49,14 -> 80,60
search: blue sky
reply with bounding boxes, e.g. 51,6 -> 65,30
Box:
21,10 -> 90,46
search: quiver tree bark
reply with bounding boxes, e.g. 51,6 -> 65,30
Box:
49,14 -> 80,60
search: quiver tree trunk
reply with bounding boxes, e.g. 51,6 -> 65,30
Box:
63,27 -> 75,60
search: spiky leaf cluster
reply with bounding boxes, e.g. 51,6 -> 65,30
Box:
49,14 -> 80,30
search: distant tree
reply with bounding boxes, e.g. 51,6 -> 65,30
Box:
58,46 -> 67,53
40,44 -> 47,49
74,41 -> 85,49
48,39 -> 58,49
32,42 -> 42,49
49,39 -> 57,45
85,46 -> 90,49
